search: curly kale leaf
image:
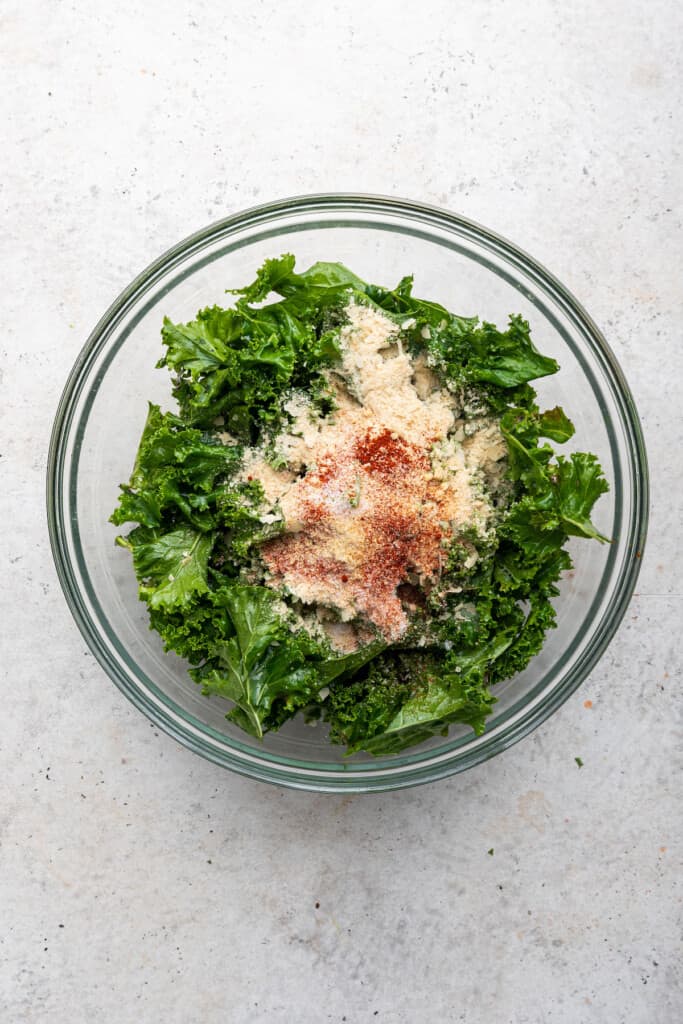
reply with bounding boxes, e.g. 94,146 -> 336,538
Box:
457,315 -> 560,388
326,645 -> 504,755
159,304 -> 304,436
191,585 -> 383,738
111,402 -> 270,589
487,589 -> 563,684
501,406 -> 610,543
551,453 -> 611,541
538,406 -> 575,443
116,525 -> 214,610
364,273 -> 462,327
193,585 -> 318,737
364,274 -> 559,388
111,404 -> 243,531
159,255 -> 367,437
325,653 -> 418,751
231,255 -> 366,308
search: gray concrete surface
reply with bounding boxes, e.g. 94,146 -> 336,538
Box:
2,1 -> 682,1021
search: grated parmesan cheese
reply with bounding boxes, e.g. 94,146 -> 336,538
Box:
237,301 -> 506,651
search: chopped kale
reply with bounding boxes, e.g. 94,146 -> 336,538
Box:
112,255 -> 608,755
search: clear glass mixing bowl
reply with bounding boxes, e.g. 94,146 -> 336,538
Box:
47,195 -> 648,792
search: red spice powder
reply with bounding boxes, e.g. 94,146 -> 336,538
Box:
354,428 -> 428,475
313,453 -> 337,483
300,498 -> 328,523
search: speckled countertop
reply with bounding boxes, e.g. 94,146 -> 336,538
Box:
2,2 -> 682,1022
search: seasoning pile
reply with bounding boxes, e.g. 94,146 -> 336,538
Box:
246,302 -> 501,649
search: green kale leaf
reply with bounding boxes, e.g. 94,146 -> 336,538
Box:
538,405 -> 575,443
159,303 -> 303,435
231,255 -> 365,307
364,273 -> 558,389
326,642 -> 509,755
116,525 -> 214,610
194,584 -> 324,738
325,653 -> 418,751
159,255 -> 371,436
552,452 -> 610,541
461,315 -> 560,388
110,403 -> 242,531
364,273 -> 459,328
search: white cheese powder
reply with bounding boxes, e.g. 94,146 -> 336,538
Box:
237,301 -> 507,650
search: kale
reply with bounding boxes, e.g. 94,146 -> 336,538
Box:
363,273 -> 559,387
116,524 -> 214,611
112,254 -> 609,755
191,584 -> 324,738
157,256 -> 364,438
325,648 -> 498,754
325,653 -> 420,752
110,403 -> 244,531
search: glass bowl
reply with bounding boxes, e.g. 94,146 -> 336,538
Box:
47,194 -> 648,792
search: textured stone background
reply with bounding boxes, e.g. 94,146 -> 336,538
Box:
2,1 -> 681,1021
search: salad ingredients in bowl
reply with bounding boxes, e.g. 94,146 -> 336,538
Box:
48,194 -> 646,791
111,254 -> 608,756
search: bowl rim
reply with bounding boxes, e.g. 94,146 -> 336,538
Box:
46,192 -> 649,792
